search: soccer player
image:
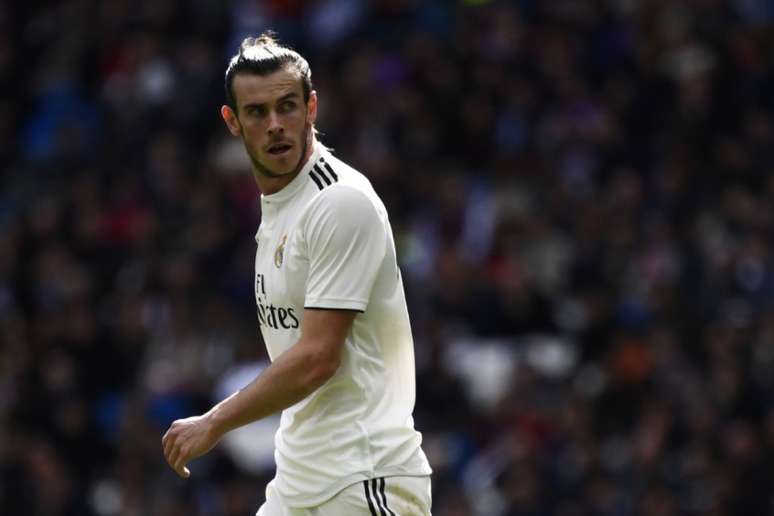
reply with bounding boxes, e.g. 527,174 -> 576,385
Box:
162,33 -> 433,515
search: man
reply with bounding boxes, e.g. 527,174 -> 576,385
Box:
162,33 -> 433,515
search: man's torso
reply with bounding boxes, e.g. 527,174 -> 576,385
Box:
253,144 -> 431,507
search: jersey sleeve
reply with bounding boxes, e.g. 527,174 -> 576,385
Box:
302,186 -> 387,312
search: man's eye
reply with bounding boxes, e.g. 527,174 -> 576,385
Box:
279,101 -> 296,113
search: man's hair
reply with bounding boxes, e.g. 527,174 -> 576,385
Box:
224,32 -> 312,111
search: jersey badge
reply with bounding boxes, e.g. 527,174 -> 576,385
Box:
274,234 -> 287,268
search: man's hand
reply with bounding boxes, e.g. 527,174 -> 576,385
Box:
161,414 -> 221,478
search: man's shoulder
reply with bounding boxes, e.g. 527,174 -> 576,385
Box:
304,151 -> 383,212
301,151 -> 367,197
306,182 -> 382,223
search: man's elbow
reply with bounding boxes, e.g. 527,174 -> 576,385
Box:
304,347 -> 341,388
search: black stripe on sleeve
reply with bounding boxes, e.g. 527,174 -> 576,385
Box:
372,479 -> 387,516
304,306 -> 365,313
313,164 -> 332,185
379,478 -> 396,516
308,169 -> 324,190
363,481 -> 378,516
321,159 -> 339,181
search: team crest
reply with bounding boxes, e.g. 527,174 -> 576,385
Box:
274,234 -> 287,268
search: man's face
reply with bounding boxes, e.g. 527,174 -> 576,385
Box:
223,67 -> 316,178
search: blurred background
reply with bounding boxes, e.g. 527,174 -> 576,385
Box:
2,0 -> 774,515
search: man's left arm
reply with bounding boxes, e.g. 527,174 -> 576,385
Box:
161,308 -> 355,478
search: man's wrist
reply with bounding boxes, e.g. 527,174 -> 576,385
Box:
205,404 -> 232,439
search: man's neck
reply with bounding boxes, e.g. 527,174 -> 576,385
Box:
254,135 -> 316,195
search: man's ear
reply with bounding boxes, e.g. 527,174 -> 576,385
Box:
307,90 -> 318,126
221,105 -> 242,137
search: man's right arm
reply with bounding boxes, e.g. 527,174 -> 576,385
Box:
162,307 -> 356,478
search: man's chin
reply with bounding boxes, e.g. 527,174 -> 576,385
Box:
250,156 -> 296,179
266,162 -> 296,176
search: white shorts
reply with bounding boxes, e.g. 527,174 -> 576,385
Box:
256,475 -> 432,516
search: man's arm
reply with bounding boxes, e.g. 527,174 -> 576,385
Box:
161,308 -> 356,478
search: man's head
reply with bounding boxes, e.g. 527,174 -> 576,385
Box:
221,33 -> 317,182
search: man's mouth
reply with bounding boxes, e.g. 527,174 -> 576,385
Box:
267,143 -> 293,156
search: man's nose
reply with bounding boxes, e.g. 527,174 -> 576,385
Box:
267,111 -> 284,134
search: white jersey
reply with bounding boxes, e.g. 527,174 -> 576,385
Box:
253,142 -> 432,507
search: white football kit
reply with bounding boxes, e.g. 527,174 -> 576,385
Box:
253,141 -> 432,512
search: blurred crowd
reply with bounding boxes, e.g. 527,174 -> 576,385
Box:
2,0 -> 774,515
